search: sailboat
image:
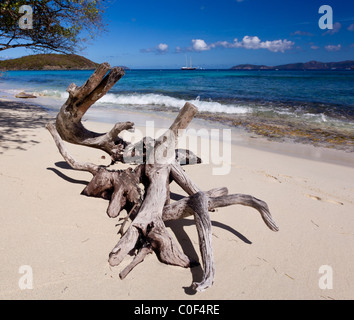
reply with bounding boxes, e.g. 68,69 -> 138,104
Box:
181,56 -> 197,70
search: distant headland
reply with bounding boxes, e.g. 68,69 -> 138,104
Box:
231,60 -> 354,71
0,54 -> 130,71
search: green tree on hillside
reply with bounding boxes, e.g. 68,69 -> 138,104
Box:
0,0 -> 108,54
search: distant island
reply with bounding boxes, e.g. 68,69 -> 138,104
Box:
231,60 -> 354,71
0,54 -> 130,71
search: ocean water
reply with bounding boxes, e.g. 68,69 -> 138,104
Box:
1,69 -> 354,150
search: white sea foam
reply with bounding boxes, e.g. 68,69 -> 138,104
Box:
303,112 -> 329,123
97,93 -> 251,114
36,90 -> 342,125
2,87 -> 69,100
36,89 -> 252,114
35,89 -> 69,99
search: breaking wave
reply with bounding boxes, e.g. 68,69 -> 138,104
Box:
98,93 -> 251,114
38,90 -> 252,114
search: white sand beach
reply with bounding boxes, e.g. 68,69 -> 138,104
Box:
0,98 -> 353,300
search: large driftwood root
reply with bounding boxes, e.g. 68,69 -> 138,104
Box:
46,63 -> 279,293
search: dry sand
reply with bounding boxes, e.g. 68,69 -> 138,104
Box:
0,99 -> 353,300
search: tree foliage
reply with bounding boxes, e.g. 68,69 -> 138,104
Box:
0,0 -> 108,54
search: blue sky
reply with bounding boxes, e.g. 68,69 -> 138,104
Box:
3,0 -> 354,68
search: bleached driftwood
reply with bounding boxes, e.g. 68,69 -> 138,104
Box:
46,63 -> 278,292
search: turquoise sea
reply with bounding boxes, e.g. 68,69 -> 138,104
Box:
1,69 -> 353,150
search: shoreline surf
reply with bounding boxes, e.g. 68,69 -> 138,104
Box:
1,92 -> 353,169
1,68 -> 353,156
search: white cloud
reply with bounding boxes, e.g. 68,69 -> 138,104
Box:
260,39 -> 295,52
194,36 -> 294,53
310,45 -> 320,50
325,44 -> 342,52
141,43 -> 169,54
240,36 -> 263,49
348,24 -> 354,31
191,39 -> 210,51
157,43 -> 168,53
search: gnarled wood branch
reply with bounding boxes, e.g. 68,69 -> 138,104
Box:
46,121 -> 143,219
56,64 -> 130,162
54,63 -> 201,165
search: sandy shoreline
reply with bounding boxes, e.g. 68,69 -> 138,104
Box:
0,98 -> 353,300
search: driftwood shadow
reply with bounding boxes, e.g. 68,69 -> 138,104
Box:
47,167 -> 89,186
54,161 -> 75,170
165,210 -> 252,295
170,192 -> 186,201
